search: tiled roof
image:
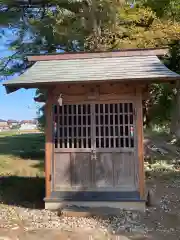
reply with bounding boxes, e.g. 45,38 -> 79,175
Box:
3,55 -> 180,93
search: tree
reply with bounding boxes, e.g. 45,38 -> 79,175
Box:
1,0 -> 180,130
166,41 -> 180,137
142,41 -> 180,134
1,2 -> 180,76
142,0 -> 180,21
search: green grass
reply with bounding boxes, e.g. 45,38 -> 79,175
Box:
144,128 -> 171,141
0,130 -> 179,209
0,131 -> 45,208
0,131 -> 45,158
0,131 -> 45,172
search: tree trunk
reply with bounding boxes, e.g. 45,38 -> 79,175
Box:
170,81 -> 180,139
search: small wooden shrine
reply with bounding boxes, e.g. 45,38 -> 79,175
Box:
3,48 -> 180,210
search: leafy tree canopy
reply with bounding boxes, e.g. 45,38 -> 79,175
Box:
1,0 -> 180,76
0,0 -> 180,131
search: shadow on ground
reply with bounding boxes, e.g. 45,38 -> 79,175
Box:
0,175 -> 45,209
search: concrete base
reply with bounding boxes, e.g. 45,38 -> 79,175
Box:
45,200 -> 146,212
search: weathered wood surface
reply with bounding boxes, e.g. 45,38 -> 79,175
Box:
51,100 -> 140,193
94,153 -> 114,188
53,153 -> 71,189
45,90 -> 53,198
51,82 -> 147,104
113,152 -> 135,187
53,152 -> 137,191
35,83 -> 149,102
28,48 -> 168,61
135,87 -> 145,199
71,153 -> 92,189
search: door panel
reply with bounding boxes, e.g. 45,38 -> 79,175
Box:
113,152 -> 136,189
95,153 -> 114,188
94,103 -> 137,190
53,104 -> 92,149
53,153 -> 71,190
94,103 -> 135,149
71,153 -> 92,188
52,102 -> 137,192
53,104 -> 92,191
94,152 -> 136,190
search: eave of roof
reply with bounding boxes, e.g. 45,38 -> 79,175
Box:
3,54 -> 180,94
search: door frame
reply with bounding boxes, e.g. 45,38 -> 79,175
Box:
51,98 -> 139,191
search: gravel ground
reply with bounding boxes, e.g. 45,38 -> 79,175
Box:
0,204 -> 148,239
140,177 -> 180,240
0,177 -> 180,240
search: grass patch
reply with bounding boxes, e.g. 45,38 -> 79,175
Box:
0,132 -> 45,159
0,130 -> 180,208
0,176 -> 45,208
0,132 -> 45,208
0,132 -> 45,175
144,128 -> 171,141
145,160 -> 180,181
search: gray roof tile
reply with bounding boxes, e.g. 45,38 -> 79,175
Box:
3,55 -> 180,93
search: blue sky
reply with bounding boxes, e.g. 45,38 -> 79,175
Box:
0,29 -> 38,121
0,84 -> 38,121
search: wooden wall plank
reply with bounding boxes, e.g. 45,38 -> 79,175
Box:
113,152 -> 135,188
76,105 -> 79,148
103,104 -> 106,148
62,105 -> 65,148
122,103 -> 126,148
72,105 -> 74,148
135,87 -> 145,199
108,104 -> 111,148
71,153 -> 92,188
86,105 -> 89,148
95,153 -> 114,188
51,82 -> 144,104
67,105 -> 70,148
57,104 -> 60,148
53,153 -> 71,190
112,104 -> 115,148
45,90 -> 53,198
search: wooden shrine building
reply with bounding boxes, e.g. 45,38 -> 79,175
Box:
3,48 -> 180,211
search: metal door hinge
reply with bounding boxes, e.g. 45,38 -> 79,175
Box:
133,108 -> 137,118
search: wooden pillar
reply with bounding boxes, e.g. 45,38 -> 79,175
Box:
45,90 -> 53,198
135,86 -> 145,199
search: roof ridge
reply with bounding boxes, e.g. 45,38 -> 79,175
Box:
27,48 -> 169,62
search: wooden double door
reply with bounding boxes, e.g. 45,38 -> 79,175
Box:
52,102 -> 138,192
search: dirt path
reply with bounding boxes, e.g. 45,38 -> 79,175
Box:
0,229 -> 151,240
141,178 -> 180,240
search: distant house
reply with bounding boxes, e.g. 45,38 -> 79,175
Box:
19,120 -> 37,130
0,119 -> 9,131
7,119 -> 19,128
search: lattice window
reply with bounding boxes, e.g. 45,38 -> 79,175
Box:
53,102 -> 135,149
53,104 -> 91,148
95,103 -> 134,148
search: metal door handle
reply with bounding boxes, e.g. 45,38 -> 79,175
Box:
91,149 -> 96,153
91,149 -> 97,160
